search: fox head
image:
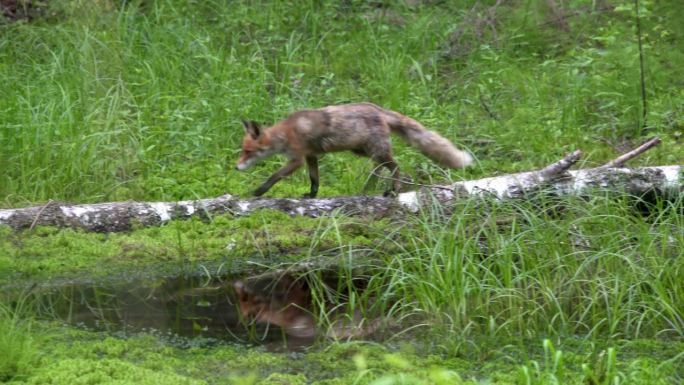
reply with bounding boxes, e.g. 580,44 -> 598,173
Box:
235,120 -> 276,171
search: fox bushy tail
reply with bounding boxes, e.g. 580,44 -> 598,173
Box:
383,110 -> 473,169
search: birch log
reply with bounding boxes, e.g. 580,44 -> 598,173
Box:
0,164 -> 681,232
400,165 -> 683,212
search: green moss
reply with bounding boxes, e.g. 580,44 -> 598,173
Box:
0,212 -> 394,283
3,320 -> 683,385
257,373 -> 307,385
19,359 -> 203,385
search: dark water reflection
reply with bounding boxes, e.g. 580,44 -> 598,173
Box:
10,272 -> 309,349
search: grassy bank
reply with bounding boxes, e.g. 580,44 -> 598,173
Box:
1,194 -> 682,383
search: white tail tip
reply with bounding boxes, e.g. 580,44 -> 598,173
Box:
461,151 -> 474,167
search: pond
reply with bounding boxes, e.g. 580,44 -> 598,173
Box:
4,266 -> 375,351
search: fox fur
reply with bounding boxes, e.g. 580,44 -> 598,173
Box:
236,102 -> 473,197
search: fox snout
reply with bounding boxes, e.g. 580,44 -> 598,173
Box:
235,157 -> 253,171
235,152 -> 254,171
235,147 -> 275,171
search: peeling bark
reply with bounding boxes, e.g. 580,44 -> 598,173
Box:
1,164 -> 681,233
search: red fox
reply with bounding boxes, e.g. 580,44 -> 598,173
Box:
235,102 -> 473,197
233,274 -> 381,340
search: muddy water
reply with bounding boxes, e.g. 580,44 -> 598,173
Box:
15,272 -> 301,347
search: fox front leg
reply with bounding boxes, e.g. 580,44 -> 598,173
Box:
303,156 -> 319,198
253,158 -> 304,197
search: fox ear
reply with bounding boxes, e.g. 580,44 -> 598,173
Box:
241,120 -> 261,139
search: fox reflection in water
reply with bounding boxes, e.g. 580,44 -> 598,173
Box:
232,273 -> 381,340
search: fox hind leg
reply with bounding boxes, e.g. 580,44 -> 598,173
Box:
351,147 -> 391,195
367,142 -> 401,196
373,155 -> 401,197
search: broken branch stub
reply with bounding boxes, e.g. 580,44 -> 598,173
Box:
539,150 -> 582,179
601,137 -> 662,168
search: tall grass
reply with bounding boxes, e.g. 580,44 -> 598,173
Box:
349,194 -> 684,350
408,198 -> 684,338
1,0 -> 682,206
0,296 -> 40,382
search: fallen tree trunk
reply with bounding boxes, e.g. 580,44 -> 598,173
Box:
0,195 -> 401,233
1,164 -> 680,233
1,140 -> 681,233
400,164 -> 682,212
